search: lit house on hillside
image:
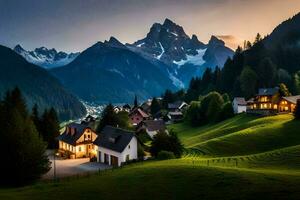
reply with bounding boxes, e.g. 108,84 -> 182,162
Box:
57,123 -> 98,159
247,87 -> 300,115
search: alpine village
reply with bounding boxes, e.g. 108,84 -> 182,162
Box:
1,2 -> 300,200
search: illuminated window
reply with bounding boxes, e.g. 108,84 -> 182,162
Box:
285,106 -> 289,111
79,147 -> 82,152
274,104 -> 278,109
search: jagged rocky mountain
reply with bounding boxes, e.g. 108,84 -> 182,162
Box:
51,37 -> 177,103
51,18 -> 234,103
0,45 -> 86,120
127,18 -> 234,86
14,44 -> 79,68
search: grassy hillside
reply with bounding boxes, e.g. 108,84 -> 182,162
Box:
2,113 -> 300,199
169,114 -> 299,157
1,160 -> 300,200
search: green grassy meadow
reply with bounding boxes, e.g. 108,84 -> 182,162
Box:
1,114 -> 300,199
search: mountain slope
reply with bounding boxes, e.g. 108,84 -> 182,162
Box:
0,45 -> 86,120
14,45 -> 79,69
51,37 -> 177,103
127,18 -> 234,86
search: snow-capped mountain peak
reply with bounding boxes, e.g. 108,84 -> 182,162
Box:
14,45 -> 79,68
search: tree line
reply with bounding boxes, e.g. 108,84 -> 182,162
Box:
0,88 -> 59,186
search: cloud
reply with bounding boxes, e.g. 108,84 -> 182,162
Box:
216,35 -> 242,50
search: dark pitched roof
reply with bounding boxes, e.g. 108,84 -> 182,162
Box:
57,123 -> 91,145
258,87 -> 279,96
247,98 -> 254,103
168,101 -> 187,109
93,126 -> 135,153
143,120 -> 166,132
282,95 -> 300,104
129,108 -> 149,118
233,97 -> 247,106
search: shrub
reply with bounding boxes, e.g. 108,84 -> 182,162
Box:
150,130 -> 183,158
201,92 -> 224,122
218,102 -> 234,121
157,151 -> 175,160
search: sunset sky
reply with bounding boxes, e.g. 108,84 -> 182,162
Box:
0,0 -> 300,52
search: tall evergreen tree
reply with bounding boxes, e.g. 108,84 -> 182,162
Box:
40,108 -> 60,149
31,104 -> 41,136
97,103 -> 118,132
162,89 -> 175,108
0,88 -> 49,186
134,95 -> 138,108
150,97 -> 161,116
240,66 -> 258,99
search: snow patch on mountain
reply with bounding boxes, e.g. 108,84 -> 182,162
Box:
173,48 -> 207,67
14,45 -> 79,68
137,42 -> 145,47
167,70 -> 184,88
109,68 -> 125,78
156,42 -> 165,60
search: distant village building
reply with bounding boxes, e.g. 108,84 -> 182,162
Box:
129,108 -> 150,125
93,126 -> 138,167
122,104 -> 131,112
140,99 -> 152,114
167,111 -> 184,123
137,119 -> 166,138
168,101 -> 188,112
113,106 -> 123,113
232,97 -> 247,114
57,123 -> 98,159
247,87 -> 300,115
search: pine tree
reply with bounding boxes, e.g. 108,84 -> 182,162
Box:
254,33 -> 262,44
40,108 -> 60,149
134,95 -> 138,108
150,97 -> 161,116
240,66 -> 258,99
31,104 -> 41,136
96,103 -> 118,132
0,88 -> 49,186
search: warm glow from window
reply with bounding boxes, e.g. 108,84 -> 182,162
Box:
274,104 -> 278,109
285,106 -> 289,111
260,96 -> 268,102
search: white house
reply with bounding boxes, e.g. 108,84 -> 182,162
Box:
93,126 -> 138,167
232,97 -> 247,114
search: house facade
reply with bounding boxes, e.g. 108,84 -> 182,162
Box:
247,87 -> 300,115
94,126 -> 138,167
129,108 -> 149,126
57,123 -> 98,159
232,97 -> 247,114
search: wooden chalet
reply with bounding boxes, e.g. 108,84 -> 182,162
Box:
57,123 -> 98,159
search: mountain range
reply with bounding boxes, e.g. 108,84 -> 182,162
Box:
14,45 -> 79,68
2,14 -> 300,119
50,19 -> 234,103
0,45 -> 86,120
